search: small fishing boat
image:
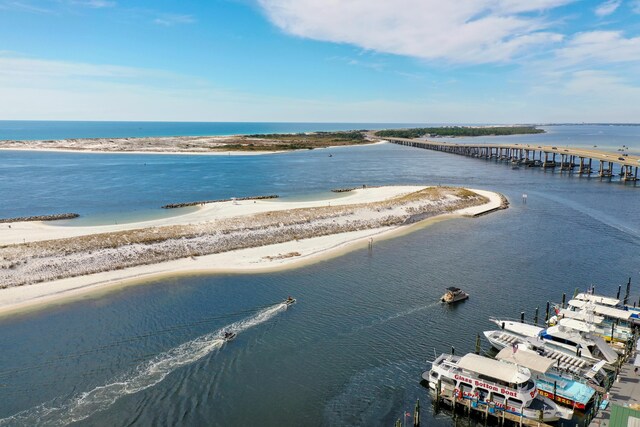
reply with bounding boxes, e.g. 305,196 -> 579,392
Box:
441,287 -> 469,304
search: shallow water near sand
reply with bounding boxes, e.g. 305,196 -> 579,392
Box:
0,124 -> 639,426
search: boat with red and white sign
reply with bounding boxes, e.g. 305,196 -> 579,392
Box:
423,353 -> 573,422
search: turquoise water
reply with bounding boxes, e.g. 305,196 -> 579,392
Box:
0,125 -> 638,426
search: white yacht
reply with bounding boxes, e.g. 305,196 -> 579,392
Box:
424,353 -> 573,422
490,319 -> 618,365
483,329 -> 607,386
550,311 -> 632,346
567,299 -> 640,327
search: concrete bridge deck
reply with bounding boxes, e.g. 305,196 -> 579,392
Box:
381,136 -> 640,168
380,136 -> 640,180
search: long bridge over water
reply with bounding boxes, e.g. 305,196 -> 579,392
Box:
383,137 -> 640,181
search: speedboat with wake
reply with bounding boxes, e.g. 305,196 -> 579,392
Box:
284,296 -> 296,306
424,353 -> 573,422
223,331 -> 237,341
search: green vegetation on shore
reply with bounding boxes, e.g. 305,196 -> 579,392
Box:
220,131 -> 367,151
374,126 -> 544,139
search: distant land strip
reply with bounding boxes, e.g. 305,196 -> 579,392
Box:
0,213 -> 79,223
162,195 -> 279,209
374,126 -> 544,139
0,127 -> 546,154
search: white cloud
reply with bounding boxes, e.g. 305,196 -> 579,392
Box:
554,31 -> 640,66
0,1 -> 53,14
72,0 -> 116,7
594,0 -> 621,16
0,54 -> 165,80
256,0 -> 571,63
153,14 -> 195,26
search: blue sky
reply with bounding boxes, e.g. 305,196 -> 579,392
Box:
1,0 -> 640,122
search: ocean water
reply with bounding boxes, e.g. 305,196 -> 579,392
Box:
0,124 -> 639,426
0,121 -> 430,140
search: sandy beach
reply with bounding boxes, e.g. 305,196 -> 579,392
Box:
0,186 -> 505,316
0,132 -> 383,155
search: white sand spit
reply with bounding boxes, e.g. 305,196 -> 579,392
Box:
0,186 -> 505,316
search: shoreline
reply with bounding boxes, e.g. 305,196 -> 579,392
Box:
0,138 -> 386,157
0,140 -> 384,156
0,187 -> 505,317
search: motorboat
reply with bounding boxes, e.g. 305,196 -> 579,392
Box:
549,310 -> 632,345
441,287 -> 469,304
568,298 -> 640,326
490,319 -> 619,365
495,346 -> 596,410
424,353 -> 573,422
284,297 -> 296,306
223,331 -> 237,341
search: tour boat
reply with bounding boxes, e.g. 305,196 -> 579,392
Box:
440,287 -> 469,304
424,353 -> 573,421
490,319 -> 618,365
495,347 -> 596,410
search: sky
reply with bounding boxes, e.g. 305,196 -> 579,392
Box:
1,0 -> 640,123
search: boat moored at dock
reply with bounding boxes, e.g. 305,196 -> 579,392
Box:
424,353 -> 573,422
495,347 -> 596,410
490,318 -> 619,365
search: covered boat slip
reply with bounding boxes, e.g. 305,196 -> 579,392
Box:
496,348 -> 596,408
568,299 -> 640,325
557,308 -> 604,324
575,293 -> 621,307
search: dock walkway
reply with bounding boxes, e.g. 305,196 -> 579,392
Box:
589,354 -> 640,427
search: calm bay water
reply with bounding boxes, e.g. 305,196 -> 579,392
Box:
0,124 -> 639,426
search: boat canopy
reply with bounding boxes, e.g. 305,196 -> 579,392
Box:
458,353 -> 530,384
558,318 -> 597,333
446,287 -> 461,292
495,348 -> 554,374
592,335 -> 619,364
575,293 -> 619,307
568,300 -> 632,321
558,308 -> 604,324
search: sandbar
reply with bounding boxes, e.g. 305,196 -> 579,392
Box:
0,186 -> 506,317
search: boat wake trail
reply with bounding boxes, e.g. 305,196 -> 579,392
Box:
350,301 -> 440,334
0,303 -> 288,426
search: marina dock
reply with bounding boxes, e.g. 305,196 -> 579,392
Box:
589,354 -> 640,427
434,386 -> 554,427
385,137 -> 640,182
424,285 -> 640,427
